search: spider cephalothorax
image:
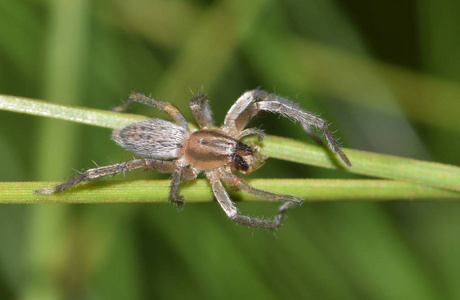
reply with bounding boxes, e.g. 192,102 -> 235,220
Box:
35,90 -> 351,229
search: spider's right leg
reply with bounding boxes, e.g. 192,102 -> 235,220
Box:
34,159 -> 176,194
224,90 -> 351,166
113,92 -> 188,130
189,93 -> 215,129
225,92 -> 322,144
301,123 -> 325,146
169,168 -> 184,208
206,171 -> 289,229
169,165 -> 200,209
221,173 -> 303,204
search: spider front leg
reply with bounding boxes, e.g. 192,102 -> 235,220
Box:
224,90 -> 351,166
221,173 -> 303,204
34,159 -> 176,194
206,171 -> 295,229
301,123 -> 325,146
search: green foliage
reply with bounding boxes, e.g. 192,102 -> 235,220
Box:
1,0 -> 460,299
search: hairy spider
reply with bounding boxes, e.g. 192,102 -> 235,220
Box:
35,90 -> 351,229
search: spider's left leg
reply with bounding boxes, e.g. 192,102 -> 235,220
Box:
113,92 -> 188,130
189,93 -> 214,129
206,171 -> 293,229
169,165 -> 199,209
34,159 -> 176,194
224,90 -> 351,166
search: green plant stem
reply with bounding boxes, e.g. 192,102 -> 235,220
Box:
1,94 -> 460,201
0,94 -> 146,129
2,180 -> 459,204
260,136 -> 460,192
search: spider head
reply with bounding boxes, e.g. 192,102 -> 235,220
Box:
231,143 -> 267,175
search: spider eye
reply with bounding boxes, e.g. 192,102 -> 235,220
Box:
236,142 -> 252,154
233,154 -> 249,172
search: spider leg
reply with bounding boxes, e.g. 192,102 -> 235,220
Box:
302,123 -> 325,146
189,93 -> 214,129
113,92 -> 188,130
224,90 -> 351,166
224,90 -> 259,133
169,168 -> 185,208
34,159 -> 176,194
221,173 -> 303,204
206,171 -> 294,229
236,128 -> 265,142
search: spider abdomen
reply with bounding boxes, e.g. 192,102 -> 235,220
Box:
112,118 -> 187,159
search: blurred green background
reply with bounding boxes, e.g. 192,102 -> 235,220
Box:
1,0 -> 460,299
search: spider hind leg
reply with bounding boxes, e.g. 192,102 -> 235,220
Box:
34,159 -> 176,194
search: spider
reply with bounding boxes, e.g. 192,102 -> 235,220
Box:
35,90 -> 351,229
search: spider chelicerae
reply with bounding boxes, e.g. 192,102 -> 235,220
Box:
35,90 -> 351,229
